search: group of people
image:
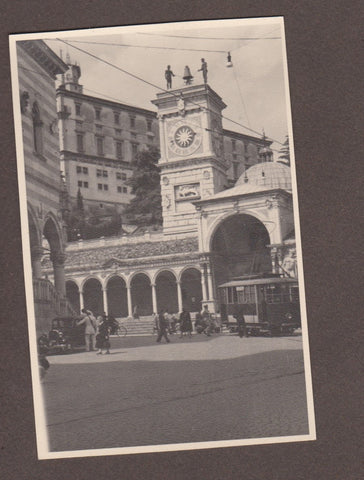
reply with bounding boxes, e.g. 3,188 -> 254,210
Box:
154,305 -> 220,343
77,309 -> 115,354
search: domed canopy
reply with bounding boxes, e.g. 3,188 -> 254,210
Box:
236,161 -> 292,191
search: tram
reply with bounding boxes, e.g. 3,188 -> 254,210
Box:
218,274 -> 301,335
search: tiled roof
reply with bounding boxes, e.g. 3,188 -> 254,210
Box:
42,237 -> 199,270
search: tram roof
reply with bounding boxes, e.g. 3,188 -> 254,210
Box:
218,277 -> 298,288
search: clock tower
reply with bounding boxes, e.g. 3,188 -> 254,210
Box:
152,83 -> 228,237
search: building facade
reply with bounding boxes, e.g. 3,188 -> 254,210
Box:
51,82 -> 296,320
17,40 -> 72,332
56,60 -> 160,218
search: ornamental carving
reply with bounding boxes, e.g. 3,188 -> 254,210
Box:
175,183 -> 200,201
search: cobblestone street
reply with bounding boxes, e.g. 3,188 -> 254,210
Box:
42,334 -> 309,452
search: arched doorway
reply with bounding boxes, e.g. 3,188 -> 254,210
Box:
130,273 -> 152,316
155,270 -> 178,314
180,268 -> 202,313
107,276 -> 128,318
66,280 -> 80,314
83,278 -> 103,316
211,214 -> 272,293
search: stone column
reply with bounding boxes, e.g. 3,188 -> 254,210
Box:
126,285 -> 132,317
200,267 -> 208,301
206,264 -> 214,301
79,289 -> 84,310
31,245 -> 43,279
151,283 -> 158,314
270,247 -> 278,274
51,252 -> 66,297
102,287 -> 108,315
176,281 -> 183,312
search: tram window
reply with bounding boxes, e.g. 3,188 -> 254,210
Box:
290,286 -> 299,302
237,285 -> 256,304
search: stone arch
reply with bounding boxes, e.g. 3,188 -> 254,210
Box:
43,212 -> 64,255
210,213 -> 272,295
106,275 -> 128,318
205,209 -> 271,254
66,280 -> 80,314
180,267 -> 202,313
83,277 -> 103,316
130,272 -> 152,316
155,270 -> 178,314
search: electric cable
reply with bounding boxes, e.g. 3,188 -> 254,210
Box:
54,38 -> 284,146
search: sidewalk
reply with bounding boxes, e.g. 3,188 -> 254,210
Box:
48,334 -> 303,365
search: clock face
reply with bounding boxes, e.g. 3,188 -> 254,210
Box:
167,119 -> 202,156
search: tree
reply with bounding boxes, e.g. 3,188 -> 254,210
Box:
124,146 -> 162,225
278,135 -> 290,166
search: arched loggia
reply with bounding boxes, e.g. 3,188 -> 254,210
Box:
180,268 -> 202,313
66,280 -> 80,314
83,278 -> 103,316
155,270 -> 178,314
210,213 -> 272,293
130,273 -> 152,316
107,276 -> 128,318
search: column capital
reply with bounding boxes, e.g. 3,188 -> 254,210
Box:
50,252 -> 67,266
31,245 -> 44,258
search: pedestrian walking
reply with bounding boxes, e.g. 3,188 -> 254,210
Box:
156,310 -> 170,343
77,309 -> 97,351
95,316 -> 111,354
233,305 -> 248,338
133,305 -> 140,320
201,304 -> 212,336
179,307 -> 192,337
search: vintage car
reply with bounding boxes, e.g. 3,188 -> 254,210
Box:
48,316 -> 85,353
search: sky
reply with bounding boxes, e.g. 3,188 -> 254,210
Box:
41,18 -> 290,155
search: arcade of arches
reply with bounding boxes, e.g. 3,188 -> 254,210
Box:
66,267 -> 204,318
64,214 -> 276,318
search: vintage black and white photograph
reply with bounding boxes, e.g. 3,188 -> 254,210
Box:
9,17 -> 315,459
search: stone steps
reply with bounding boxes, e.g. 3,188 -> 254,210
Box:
114,316 -> 155,336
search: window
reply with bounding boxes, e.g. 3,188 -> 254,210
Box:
83,181 -> 88,188
147,119 -> 152,132
76,120 -> 83,129
123,187 -> 127,193
130,116 -> 136,129
96,136 -> 104,155
131,143 -> 138,157
95,108 -> 101,120
117,186 -> 122,193
114,112 -> 120,124
77,134 -> 84,153
116,172 -> 121,179
102,170 -> 108,177
233,162 -> 239,179
76,166 -> 82,173
78,180 -> 82,187
115,128 -> 122,136
121,173 -> 127,181
115,141 -> 123,159
82,167 -> 88,174
232,139 -> 236,152
75,103 -> 81,116
244,142 -> 249,154
232,153 -> 237,161
103,184 -> 108,191
32,102 -> 43,155
96,168 -> 102,177
98,183 -> 102,190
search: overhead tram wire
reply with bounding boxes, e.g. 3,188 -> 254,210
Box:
53,38 -> 284,146
60,39 -> 227,54
137,32 -> 281,41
